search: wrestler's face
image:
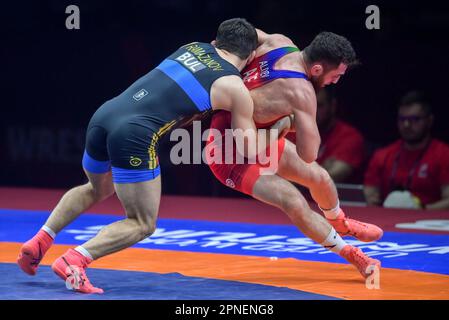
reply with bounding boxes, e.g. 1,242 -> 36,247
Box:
321,63 -> 348,87
311,63 -> 347,88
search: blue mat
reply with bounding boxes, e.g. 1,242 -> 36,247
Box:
0,263 -> 338,300
1,209 -> 448,275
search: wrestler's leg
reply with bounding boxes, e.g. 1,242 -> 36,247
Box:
17,168 -> 114,276
276,139 -> 338,210
45,169 -> 115,234
276,139 -> 383,242
51,170 -> 161,294
251,173 -> 381,278
81,176 -> 161,259
252,173 -> 335,246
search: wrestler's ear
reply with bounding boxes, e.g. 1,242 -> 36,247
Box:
310,63 -> 324,76
246,50 -> 256,65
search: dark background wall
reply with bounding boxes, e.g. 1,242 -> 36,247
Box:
1,0 -> 449,197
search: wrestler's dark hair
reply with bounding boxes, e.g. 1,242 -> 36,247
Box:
215,18 -> 258,60
399,91 -> 432,116
303,31 -> 358,69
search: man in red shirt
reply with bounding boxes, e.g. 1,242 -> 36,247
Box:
288,87 -> 365,183
364,91 -> 449,210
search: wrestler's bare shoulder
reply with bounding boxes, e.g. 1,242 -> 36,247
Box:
267,33 -> 295,46
257,33 -> 297,55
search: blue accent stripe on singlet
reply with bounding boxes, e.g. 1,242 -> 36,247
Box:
156,59 -> 211,112
269,70 -> 309,80
111,166 -> 161,184
82,150 -> 111,174
262,47 -> 309,81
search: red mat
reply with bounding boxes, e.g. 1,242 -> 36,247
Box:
1,187 -> 448,234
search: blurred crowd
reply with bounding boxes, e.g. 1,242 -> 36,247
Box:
286,88 -> 449,210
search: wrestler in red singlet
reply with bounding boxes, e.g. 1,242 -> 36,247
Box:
207,47 -> 308,195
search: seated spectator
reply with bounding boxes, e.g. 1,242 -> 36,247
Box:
364,91 -> 449,210
287,86 -> 365,183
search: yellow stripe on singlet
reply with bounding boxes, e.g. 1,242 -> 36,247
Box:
148,120 -> 177,169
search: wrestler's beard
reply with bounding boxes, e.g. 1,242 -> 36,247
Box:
310,75 -> 325,92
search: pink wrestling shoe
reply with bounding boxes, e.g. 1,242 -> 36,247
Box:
17,230 -> 54,276
52,249 -> 103,294
327,210 -> 383,242
340,245 -> 381,279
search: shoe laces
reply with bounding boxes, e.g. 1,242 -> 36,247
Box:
78,273 -> 87,287
345,216 -> 368,230
73,266 -> 89,288
62,256 -> 89,287
350,247 -> 369,266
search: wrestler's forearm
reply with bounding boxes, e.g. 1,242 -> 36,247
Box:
267,115 -> 292,141
248,116 -> 291,159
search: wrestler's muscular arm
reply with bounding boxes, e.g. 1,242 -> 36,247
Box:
291,84 -> 321,163
211,75 -> 290,159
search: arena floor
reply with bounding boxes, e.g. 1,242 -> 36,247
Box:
1,187 -> 448,300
